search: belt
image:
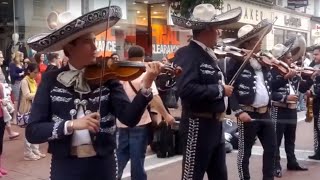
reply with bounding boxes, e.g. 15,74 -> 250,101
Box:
191,112 -> 225,121
70,144 -> 97,158
272,101 -> 297,110
240,105 -> 268,114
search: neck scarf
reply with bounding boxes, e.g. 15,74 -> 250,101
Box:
25,75 -> 37,93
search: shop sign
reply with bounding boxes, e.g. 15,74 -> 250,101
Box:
220,0 -> 272,24
284,16 -> 302,27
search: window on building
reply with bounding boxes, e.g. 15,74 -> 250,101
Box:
274,28 -> 285,45
277,0 -> 283,6
33,0 -> 67,17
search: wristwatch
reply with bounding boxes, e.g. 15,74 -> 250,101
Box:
141,87 -> 152,97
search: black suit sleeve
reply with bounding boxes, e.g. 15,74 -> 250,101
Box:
271,69 -> 286,102
108,80 -> 152,127
174,50 -> 225,103
26,73 -> 68,144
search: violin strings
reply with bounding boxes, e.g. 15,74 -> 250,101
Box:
98,0 -> 112,114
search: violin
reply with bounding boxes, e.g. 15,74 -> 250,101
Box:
214,45 -> 291,76
290,63 -> 319,77
84,57 -> 182,85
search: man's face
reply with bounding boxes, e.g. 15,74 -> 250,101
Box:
0,51 -> 3,65
283,52 -> 293,66
66,33 -> 97,68
205,26 -> 218,47
313,49 -> 320,64
245,37 -> 262,53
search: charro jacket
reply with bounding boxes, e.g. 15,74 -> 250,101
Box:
173,41 -> 226,118
227,58 -> 272,116
25,66 -> 152,158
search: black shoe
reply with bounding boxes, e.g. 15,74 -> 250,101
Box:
287,163 -> 308,171
308,154 -> 320,160
274,168 -> 282,178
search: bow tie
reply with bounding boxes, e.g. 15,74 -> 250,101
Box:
57,70 -> 91,94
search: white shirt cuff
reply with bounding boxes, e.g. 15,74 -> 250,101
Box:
64,121 -> 73,135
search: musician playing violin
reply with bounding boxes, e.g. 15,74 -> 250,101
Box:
226,19 -> 293,180
25,6 -> 162,180
270,36 -> 309,178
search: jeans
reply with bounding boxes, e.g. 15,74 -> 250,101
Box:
297,92 -> 306,111
117,126 -> 148,180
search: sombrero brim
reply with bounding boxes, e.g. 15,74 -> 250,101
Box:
284,34 -> 306,62
277,42 -> 294,60
27,6 -> 122,53
171,7 -> 242,30
224,19 -> 273,46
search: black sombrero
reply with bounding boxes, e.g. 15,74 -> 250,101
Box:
27,6 -> 122,53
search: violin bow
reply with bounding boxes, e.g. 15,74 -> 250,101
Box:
98,0 -> 112,113
228,17 -> 278,86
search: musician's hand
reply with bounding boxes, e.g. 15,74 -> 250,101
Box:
72,112 -> 100,133
223,85 -> 234,97
286,95 -> 298,102
238,112 -> 252,122
284,69 -> 297,79
311,70 -> 320,79
143,61 -> 162,89
164,114 -> 175,125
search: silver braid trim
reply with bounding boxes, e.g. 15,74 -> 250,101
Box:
237,119 -> 245,180
182,118 -> 199,180
48,120 -> 63,140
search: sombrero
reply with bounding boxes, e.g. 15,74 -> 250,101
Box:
27,6 -> 122,53
283,34 -> 306,62
271,43 -> 294,60
171,3 -> 242,30
223,19 -> 273,46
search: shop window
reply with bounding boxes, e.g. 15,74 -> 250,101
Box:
274,28 -> 285,45
33,0 -> 67,18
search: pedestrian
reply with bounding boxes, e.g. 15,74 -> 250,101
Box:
171,3 -> 241,180
19,63 -> 46,160
25,6 -> 162,180
117,45 -> 175,180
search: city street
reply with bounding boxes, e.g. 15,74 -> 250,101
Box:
1,111 -> 320,180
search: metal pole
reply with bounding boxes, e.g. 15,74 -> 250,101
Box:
13,0 -> 15,33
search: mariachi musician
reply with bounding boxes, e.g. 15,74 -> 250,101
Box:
25,6 -> 163,180
226,19 -> 295,180
171,3 -> 241,180
304,45 -> 320,160
270,34 -> 308,178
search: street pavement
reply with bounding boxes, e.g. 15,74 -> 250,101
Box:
1,111 -> 320,180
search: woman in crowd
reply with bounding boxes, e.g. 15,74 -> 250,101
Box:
9,51 -> 24,124
34,53 -> 46,85
45,53 -> 60,72
19,63 -> 46,161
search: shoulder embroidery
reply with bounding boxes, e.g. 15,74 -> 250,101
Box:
89,94 -> 109,104
93,87 -> 109,94
238,90 -> 249,96
50,95 -> 72,103
239,84 -> 250,90
50,87 -> 72,95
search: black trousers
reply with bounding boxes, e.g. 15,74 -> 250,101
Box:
313,98 -> 320,154
237,111 -> 276,180
272,106 -> 298,168
0,118 -> 5,155
50,154 -> 117,180
180,116 -> 227,180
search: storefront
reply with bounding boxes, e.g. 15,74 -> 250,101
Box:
0,0 -> 191,61
310,16 -> 320,45
271,7 -> 311,48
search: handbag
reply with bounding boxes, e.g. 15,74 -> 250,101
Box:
16,81 -> 31,128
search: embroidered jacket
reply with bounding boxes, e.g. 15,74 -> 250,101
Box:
228,58 -> 272,116
304,61 -> 320,98
173,41 -> 226,117
25,66 -> 152,158
271,68 -> 308,103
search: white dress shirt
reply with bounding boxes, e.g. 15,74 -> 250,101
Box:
252,70 -> 269,108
